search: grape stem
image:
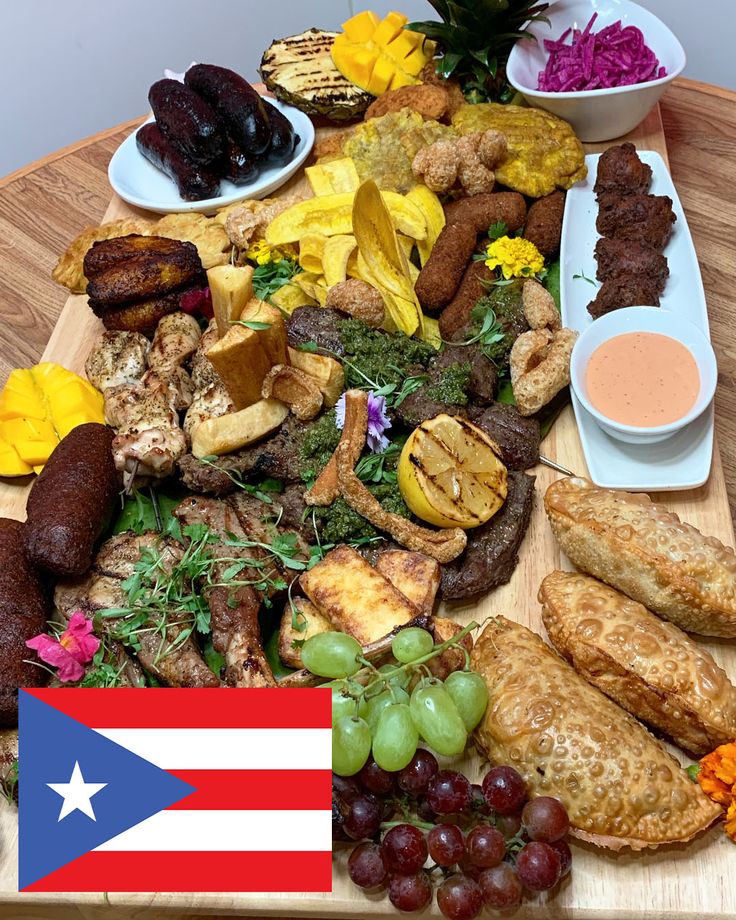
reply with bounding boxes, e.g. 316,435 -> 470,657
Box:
381,819 -> 435,831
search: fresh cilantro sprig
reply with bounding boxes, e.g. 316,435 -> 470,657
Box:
252,259 -> 302,301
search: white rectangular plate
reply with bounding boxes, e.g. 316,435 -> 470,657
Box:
560,150 -> 714,491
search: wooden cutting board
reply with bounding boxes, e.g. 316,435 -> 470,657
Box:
1,105 -> 734,919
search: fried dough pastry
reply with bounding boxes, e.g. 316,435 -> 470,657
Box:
366,84 -> 450,122
540,571 -> 736,756
545,477 -> 736,637
452,103 -> 586,198
219,196 -> 302,250
153,212 -> 230,268
471,617 -> 721,849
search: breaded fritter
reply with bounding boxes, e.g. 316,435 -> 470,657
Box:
443,191 -> 526,234
595,236 -> 669,285
594,142 -> 652,198
366,84 -> 450,122
587,274 -> 663,319
596,193 -> 676,251
523,190 -> 565,258
414,221 -> 477,313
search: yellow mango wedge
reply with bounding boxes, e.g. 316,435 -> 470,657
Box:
0,362 -> 104,477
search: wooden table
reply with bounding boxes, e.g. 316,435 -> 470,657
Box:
1,79 -> 736,920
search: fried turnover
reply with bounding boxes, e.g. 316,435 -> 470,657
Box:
540,571 -> 736,756
545,477 -> 736,637
471,617 -> 721,850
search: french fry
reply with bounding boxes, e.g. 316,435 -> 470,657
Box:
375,550 -> 441,616
278,598 -> 333,669
191,398 -> 288,458
300,545 -> 419,646
207,264 -> 254,338
287,347 -> 345,407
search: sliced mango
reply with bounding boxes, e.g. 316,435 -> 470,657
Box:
0,361 -> 105,476
331,11 -> 435,97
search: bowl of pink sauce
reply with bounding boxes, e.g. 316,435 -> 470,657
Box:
570,306 -> 717,444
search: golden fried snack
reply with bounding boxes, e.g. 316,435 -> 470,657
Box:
325,278 -> 385,327
419,63 -> 466,117
522,279 -> 560,331
545,477 -> 736,637
471,617 -> 721,849
219,196 -> 303,250
366,84 -> 450,122
510,327 -> 577,416
52,218 -> 152,293
83,234 -> 185,278
153,212 -> 230,269
306,389 -> 369,507
540,571 -> 736,756
261,365 -> 323,421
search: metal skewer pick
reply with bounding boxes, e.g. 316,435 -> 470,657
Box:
539,455 -> 575,477
122,459 -> 140,496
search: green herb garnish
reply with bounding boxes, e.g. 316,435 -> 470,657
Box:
252,259 -> 301,301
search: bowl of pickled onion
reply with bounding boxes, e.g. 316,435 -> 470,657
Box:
506,0 -> 685,141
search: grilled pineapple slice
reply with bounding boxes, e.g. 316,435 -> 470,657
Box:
260,28 -> 372,121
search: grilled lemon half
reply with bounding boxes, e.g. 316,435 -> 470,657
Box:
398,414 -> 508,529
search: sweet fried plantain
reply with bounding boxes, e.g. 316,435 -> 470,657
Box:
88,292 -> 183,337
85,239 -> 202,306
83,234 -> 187,279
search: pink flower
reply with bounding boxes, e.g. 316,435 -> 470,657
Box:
26,612 -> 100,683
335,391 -> 392,453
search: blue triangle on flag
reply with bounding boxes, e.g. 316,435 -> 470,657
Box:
18,692 -> 195,890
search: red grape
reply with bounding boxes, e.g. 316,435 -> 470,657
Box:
495,810 -> 522,839
427,770 -> 471,815
344,794 -> 382,840
522,796 -> 570,843
437,874 -> 483,920
348,842 -> 387,889
416,796 -> 437,823
388,872 -> 433,912
428,824 -> 465,867
548,838 -> 573,877
482,765 -> 526,815
515,841 -> 562,891
398,749 -> 439,797
333,774 -> 361,803
359,758 -> 395,796
465,823 -> 506,868
478,864 -> 523,910
381,824 -> 428,875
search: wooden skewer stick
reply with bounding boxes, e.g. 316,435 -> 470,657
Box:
539,454 -> 575,477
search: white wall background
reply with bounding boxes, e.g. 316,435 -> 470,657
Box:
1,0 -> 733,178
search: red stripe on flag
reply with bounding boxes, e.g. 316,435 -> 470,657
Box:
167,769 -> 332,810
23,688 -> 331,729
21,850 -> 333,892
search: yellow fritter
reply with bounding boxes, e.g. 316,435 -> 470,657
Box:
342,109 -> 456,194
545,476 -> 736,637
540,571 -> 736,757
471,617 -> 721,850
452,103 -> 587,198
153,213 -> 230,269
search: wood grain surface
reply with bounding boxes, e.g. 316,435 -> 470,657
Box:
0,81 -> 735,919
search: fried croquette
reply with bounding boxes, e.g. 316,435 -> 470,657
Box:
594,237 -> 669,286
438,260 -> 495,340
594,142 -> 652,198
587,275 -> 664,319
414,222 -> 477,313
596,193 -> 676,251
444,191 -> 527,235
523,191 -> 565,258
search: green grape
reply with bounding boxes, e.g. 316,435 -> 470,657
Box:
409,682 -> 468,756
322,679 -> 367,725
378,663 -> 411,690
301,632 -> 362,679
444,670 -> 489,731
391,627 -> 434,664
373,703 -> 419,772
365,686 -> 410,732
333,715 -> 372,776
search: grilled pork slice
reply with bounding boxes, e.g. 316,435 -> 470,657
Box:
85,330 -> 150,392
260,28 -> 372,121
54,532 -> 219,688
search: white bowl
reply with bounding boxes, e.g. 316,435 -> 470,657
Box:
506,0 -> 686,142
570,306 -> 717,444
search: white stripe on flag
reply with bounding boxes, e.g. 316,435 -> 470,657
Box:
94,728 -> 331,770
93,809 -> 333,852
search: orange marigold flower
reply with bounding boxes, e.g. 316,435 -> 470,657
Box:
698,743 -> 736,808
725,801 -> 736,842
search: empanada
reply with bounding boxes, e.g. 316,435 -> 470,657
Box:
540,571 -> 736,756
545,477 -> 736,637
471,617 -> 721,850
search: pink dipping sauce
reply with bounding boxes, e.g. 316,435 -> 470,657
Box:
585,331 -> 700,427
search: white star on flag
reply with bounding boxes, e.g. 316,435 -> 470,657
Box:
47,761 -> 107,822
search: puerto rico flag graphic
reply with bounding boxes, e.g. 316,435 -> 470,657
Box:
19,688 -> 333,892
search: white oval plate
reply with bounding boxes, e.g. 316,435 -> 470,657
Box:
108,96 -> 315,215
560,150 -> 714,492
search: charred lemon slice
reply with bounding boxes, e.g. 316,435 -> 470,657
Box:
397,414 -> 508,529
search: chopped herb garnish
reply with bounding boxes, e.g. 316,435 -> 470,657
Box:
252,259 -> 302,301
572,269 -> 599,286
